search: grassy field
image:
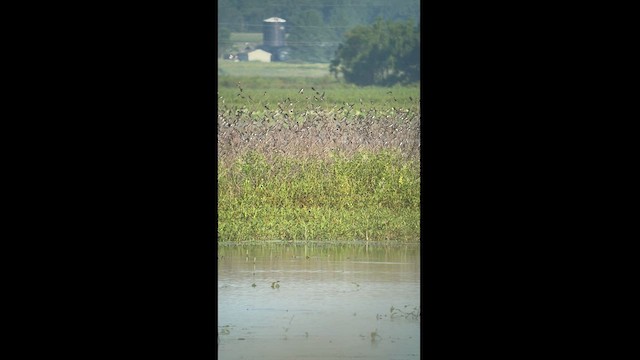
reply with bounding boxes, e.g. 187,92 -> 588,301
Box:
218,60 -> 332,78
229,32 -> 263,43
218,86 -> 419,115
218,150 -> 420,242
217,60 -> 420,243
219,62 -> 419,113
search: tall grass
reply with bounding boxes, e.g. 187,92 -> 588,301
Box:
218,150 -> 420,242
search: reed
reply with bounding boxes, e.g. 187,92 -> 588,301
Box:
218,150 -> 420,242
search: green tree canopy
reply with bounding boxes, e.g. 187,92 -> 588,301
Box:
287,9 -> 338,62
218,27 -> 231,58
330,19 -> 419,86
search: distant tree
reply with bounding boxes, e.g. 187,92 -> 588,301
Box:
330,19 -> 419,86
218,0 -> 243,32
287,9 -> 336,63
218,27 -> 231,58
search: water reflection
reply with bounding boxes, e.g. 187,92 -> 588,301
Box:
218,242 -> 420,359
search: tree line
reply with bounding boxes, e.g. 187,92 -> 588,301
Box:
330,19 -> 419,86
218,0 -> 419,63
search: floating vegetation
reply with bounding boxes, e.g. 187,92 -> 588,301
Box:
271,281 -> 280,289
281,315 -> 295,340
219,324 -> 232,336
390,305 -> 420,320
370,329 -> 382,343
375,305 -> 420,321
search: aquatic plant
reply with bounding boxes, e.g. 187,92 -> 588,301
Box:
390,305 -> 420,320
370,329 -> 382,343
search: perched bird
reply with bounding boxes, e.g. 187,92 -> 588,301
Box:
299,88 -> 304,94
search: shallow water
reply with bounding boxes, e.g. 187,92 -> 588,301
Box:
218,242 -> 420,359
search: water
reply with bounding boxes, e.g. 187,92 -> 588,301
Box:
218,242 -> 420,359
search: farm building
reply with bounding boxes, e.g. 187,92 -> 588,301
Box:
237,49 -> 272,62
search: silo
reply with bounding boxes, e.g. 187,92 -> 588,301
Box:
263,17 -> 286,48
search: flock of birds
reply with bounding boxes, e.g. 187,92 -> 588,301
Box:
218,85 -> 420,163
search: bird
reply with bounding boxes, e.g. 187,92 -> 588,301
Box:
299,88 -> 304,94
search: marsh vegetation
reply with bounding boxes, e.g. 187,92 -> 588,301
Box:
218,69 -> 420,243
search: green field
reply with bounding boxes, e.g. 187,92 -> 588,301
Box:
218,60 -> 419,111
229,32 -> 263,43
218,150 -> 420,243
218,87 -> 419,115
218,61 -> 332,78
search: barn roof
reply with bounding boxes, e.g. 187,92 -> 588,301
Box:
264,17 -> 286,23
249,49 -> 272,55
